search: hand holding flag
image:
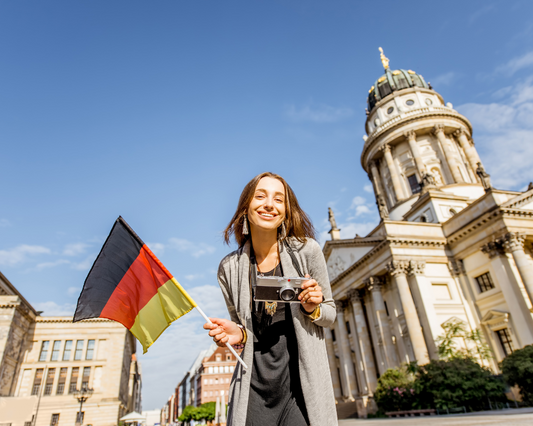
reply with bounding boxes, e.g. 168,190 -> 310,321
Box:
73,216 -> 247,369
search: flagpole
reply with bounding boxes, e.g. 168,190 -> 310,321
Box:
195,306 -> 248,370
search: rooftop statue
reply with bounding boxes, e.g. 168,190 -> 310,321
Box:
379,47 -> 390,70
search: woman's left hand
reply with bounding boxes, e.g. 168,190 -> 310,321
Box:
299,274 -> 322,313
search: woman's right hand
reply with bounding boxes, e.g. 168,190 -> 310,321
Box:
203,318 -> 243,347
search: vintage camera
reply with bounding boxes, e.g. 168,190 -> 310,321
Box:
254,276 -> 309,303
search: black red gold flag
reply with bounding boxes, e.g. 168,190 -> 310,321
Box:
73,216 -> 197,353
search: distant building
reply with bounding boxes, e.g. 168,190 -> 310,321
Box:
199,346 -> 237,405
0,271 -> 142,426
324,50 -> 533,417
164,344 -> 237,425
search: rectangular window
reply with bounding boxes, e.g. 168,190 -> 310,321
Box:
39,341 -> 50,362
85,340 -> 95,360
82,367 -> 91,390
384,301 -> 390,316
44,368 -> 55,396
475,272 -> 495,293
50,414 -> 60,426
331,329 -> 336,342
63,340 -> 72,361
345,321 -> 351,334
76,412 -> 84,425
32,368 -> 44,395
25,422 -> 33,426
69,367 -> 79,394
50,341 -> 61,361
74,340 -> 84,361
408,174 -> 421,194
56,367 -> 67,395
496,328 -> 514,357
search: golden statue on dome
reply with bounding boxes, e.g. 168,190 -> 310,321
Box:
378,47 -> 390,70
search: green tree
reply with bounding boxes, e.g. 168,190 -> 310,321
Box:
500,344 -> 533,403
416,358 -> 506,410
193,402 -> 216,421
374,365 -> 416,412
178,405 -> 196,423
436,319 -> 492,365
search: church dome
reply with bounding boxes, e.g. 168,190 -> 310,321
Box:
367,68 -> 431,112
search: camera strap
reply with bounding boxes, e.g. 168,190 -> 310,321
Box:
283,240 -> 304,277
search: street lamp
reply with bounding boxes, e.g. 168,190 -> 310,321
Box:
72,387 -> 93,426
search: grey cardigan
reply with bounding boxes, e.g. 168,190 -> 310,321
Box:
217,237 -> 338,426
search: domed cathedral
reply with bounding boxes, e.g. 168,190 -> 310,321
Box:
323,48 -> 533,417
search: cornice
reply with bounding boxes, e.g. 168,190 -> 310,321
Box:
323,237 -> 384,258
388,237 -> 447,248
36,316 -> 114,323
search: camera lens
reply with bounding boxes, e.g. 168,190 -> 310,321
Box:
279,285 -> 296,302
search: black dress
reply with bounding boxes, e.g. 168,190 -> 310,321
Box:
245,263 -> 309,426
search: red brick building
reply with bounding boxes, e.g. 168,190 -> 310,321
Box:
200,346 -> 238,404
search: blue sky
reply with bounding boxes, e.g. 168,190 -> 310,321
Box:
2,0 -> 533,410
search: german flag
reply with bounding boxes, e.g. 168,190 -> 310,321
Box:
73,217 -> 197,353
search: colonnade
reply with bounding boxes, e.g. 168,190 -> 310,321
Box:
368,126 -> 483,208
327,261 -> 430,401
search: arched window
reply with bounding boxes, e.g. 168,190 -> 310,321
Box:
449,208 -> 457,216
420,215 -> 427,222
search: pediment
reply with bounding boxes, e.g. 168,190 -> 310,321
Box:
481,310 -> 509,331
325,243 -> 377,281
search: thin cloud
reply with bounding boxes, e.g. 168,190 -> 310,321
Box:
363,184 -> 373,193
350,196 -> 367,208
147,242 -> 166,256
168,238 -> 216,258
457,77 -> 533,189
184,273 -> 205,281
72,254 -> 96,271
33,301 -> 76,316
284,102 -> 354,123
36,259 -> 70,270
468,3 -> 496,24
67,286 -> 81,296
0,244 -> 51,266
63,243 -> 90,256
0,219 -> 11,227
495,51 -> 533,76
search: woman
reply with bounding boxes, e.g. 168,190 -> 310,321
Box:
204,172 -> 337,426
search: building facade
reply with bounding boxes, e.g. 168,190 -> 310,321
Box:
0,272 -> 142,426
199,346 -> 237,405
324,50 -> 533,417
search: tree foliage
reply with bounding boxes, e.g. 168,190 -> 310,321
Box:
374,359 -> 506,412
178,402 -> 217,423
501,344 -> 533,403
374,365 -> 416,412
436,319 -> 492,365
416,358 -> 506,410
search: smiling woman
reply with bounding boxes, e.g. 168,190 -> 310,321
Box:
203,172 -> 337,426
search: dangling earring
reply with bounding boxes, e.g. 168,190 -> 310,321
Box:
280,222 -> 287,239
242,214 -> 249,235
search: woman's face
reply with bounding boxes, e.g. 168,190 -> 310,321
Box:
247,177 -> 286,234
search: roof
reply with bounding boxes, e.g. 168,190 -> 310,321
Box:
367,68 -> 431,112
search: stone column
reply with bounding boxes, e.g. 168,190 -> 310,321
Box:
454,128 -> 483,177
481,241 -> 533,346
404,130 -> 426,176
379,143 -> 406,202
502,232 -> 533,307
433,124 -> 464,183
348,289 -> 377,394
370,160 -> 390,219
387,261 -> 430,365
334,302 -> 357,400
366,277 -> 398,369
406,261 -> 438,360
324,327 -> 343,401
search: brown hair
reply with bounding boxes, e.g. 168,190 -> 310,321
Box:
223,172 -> 316,247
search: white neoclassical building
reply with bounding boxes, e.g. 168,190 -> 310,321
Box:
324,50 -> 533,417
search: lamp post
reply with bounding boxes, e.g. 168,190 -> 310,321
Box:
72,387 -> 93,426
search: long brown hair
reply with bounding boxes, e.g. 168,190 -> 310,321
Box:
223,172 -> 316,247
